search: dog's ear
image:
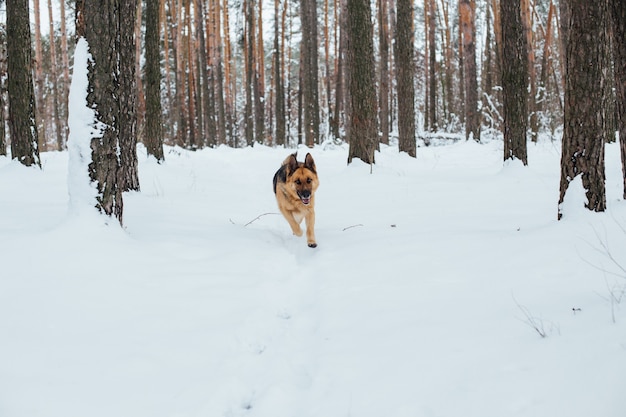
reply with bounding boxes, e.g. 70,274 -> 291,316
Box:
304,153 -> 316,173
286,153 -> 299,175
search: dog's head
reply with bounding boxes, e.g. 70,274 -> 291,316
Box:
285,153 -> 319,205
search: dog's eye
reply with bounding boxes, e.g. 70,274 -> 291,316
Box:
306,178 -> 312,184
295,179 -> 301,185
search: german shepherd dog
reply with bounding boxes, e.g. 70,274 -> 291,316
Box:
273,153 -> 319,247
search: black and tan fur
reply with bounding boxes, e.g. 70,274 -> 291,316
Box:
273,152 -> 320,247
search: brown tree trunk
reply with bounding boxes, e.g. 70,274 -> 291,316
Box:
346,0 -> 378,164
145,0 -> 165,161
460,0 -> 480,141
610,0 -> 626,199
333,0 -> 347,141
395,0 -> 416,157
119,0 -> 139,191
521,0 -> 538,142
536,1 -> 554,130
0,31 -> 5,156
161,0 -> 175,143
558,0 -> 610,218
441,0 -> 453,125
274,0 -> 286,146
59,0 -> 71,145
378,0 -> 390,144
47,0 -> 64,150
134,0 -> 145,143
222,0 -> 236,146
7,0 -> 41,167
254,0 -> 266,145
244,0 -> 254,146
301,0 -> 320,147
428,0 -> 437,132
77,0 -> 124,222
501,0 -> 528,165
209,0 -> 227,145
32,0 -> 46,151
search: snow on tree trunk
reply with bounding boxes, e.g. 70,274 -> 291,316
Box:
66,38 -> 102,218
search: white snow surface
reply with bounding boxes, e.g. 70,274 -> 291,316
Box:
1,139 -> 626,417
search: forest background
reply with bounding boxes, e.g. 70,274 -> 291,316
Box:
0,0 -> 570,152
0,0 -> 625,224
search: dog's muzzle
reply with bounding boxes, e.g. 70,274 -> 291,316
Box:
298,191 -> 311,205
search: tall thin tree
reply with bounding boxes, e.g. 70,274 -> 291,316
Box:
346,0 -> 378,164
501,0 -> 528,164
145,0 -> 165,161
301,0 -> 321,147
395,0 -> 416,157
7,0 -> 40,167
460,0 -> 480,141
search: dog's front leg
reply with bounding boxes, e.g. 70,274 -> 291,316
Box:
305,210 -> 317,248
280,207 -> 303,237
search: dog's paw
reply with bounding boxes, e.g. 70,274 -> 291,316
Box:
308,242 -> 317,248
292,228 -> 303,237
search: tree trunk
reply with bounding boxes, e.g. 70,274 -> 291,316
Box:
274,0 -> 286,146
521,0 -> 538,142
610,0 -> 626,199
134,0 -> 145,143
209,0 -> 227,145
558,0 -> 610,218
501,0 -> 528,165
427,0 -> 437,132
145,0 -> 165,161
441,0 -> 453,125
32,0 -> 46,151
378,0 -> 390,144
395,0 -> 415,157
46,0 -> 64,151
78,0 -> 123,222
301,0 -> 320,147
244,0 -> 254,146
254,0 -> 266,145
59,0 -> 71,146
460,0 -> 480,141
346,0 -> 378,164
119,0 -> 139,191
7,0 -> 41,167
0,28 -> 7,156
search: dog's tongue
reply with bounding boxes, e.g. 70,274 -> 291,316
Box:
301,197 -> 311,205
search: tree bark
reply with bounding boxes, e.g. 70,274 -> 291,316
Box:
274,0 -> 286,146
119,0 -> 139,191
301,0 -> 320,147
609,0 -> 626,199
395,0 -> 415,157
47,0 -> 64,150
460,0 -> 480,141
145,0 -> 165,161
7,0 -> 41,167
427,0 -> 437,131
78,0 -> 123,221
378,0 -> 390,144
558,0 -> 610,218
501,0 -> 528,164
347,0 -> 378,164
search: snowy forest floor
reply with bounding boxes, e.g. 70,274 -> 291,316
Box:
1,138 -> 625,417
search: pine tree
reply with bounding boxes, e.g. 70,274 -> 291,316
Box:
501,0 -> 528,164
7,0 -> 40,167
346,0 -> 378,164
558,0 -> 610,218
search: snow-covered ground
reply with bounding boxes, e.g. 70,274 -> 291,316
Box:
1,138 -> 625,417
